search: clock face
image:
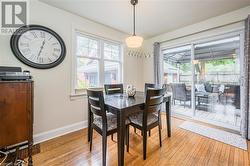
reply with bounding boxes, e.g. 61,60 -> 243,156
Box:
10,25 -> 66,69
18,30 -> 62,65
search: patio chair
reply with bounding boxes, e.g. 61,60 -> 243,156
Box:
171,83 -> 191,108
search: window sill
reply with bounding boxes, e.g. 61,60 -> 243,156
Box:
70,93 -> 87,100
70,87 -> 104,100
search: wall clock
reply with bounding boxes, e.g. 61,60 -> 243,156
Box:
10,25 -> 66,69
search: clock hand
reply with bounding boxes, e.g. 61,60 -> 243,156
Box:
37,40 -> 46,57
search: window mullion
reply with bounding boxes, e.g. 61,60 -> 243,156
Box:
99,40 -> 105,86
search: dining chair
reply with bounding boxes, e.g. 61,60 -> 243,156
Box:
144,83 -> 166,136
104,84 -> 124,140
129,88 -> 166,160
104,84 -> 123,95
87,89 -> 130,166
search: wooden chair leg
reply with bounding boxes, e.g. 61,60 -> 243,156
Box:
89,126 -> 93,151
126,125 -> 130,152
148,130 -> 151,137
102,133 -> 107,166
143,129 -> 147,160
158,124 -> 162,147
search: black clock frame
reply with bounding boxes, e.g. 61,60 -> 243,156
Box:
10,25 -> 66,69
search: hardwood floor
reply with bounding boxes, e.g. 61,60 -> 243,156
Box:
31,115 -> 249,166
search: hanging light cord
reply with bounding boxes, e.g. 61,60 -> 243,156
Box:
133,3 -> 136,36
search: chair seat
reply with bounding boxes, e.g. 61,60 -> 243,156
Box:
93,113 -> 130,131
129,113 -> 158,127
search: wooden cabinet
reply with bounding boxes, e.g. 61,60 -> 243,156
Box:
0,81 -> 33,165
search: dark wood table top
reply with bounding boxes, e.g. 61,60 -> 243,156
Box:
104,93 -> 145,110
104,92 -> 171,110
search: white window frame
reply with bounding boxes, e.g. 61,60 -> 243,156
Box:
71,30 -> 123,96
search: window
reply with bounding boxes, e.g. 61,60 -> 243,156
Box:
74,32 -> 122,91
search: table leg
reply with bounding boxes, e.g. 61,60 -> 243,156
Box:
165,99 -> 171,137
117,111 -> 125,166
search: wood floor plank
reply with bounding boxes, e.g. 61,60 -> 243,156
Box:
28,116 -> 249,166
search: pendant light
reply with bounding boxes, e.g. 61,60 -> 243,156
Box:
126,0 -> 143,48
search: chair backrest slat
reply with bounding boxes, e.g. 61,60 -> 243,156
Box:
87,89 -> 106,118
145,83 -> 157,93
88,96 -> 101,108
90,105 -> 103,116
145,88 -> 166,114
104,84 -> 123,95
148,96 -> 163,106
145,83 -> 167,93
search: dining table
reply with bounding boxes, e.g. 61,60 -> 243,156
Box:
87,92 -> 171,166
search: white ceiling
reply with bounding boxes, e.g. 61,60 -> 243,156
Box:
39,0 -> 250,39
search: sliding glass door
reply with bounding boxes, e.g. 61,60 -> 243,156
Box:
193,36 -> 241,129
162,33 -> 242,131
163,45 -> 193,117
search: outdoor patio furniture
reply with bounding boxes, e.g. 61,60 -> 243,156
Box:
195,92 -> 218,112
221,84 -> 240,106
171,83 -> 191,108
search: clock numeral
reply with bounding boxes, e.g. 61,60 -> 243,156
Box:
20,42 -> 29,47
52,42 -> 59,46
48,58 -> 53,63
30,31 -> 38,38
29,54 -> 35,60
21,48 -> 31,54
23,35 -> 32,41
52,53 -> 58,58
40,31 -> 45,38
48,35 -> 52,41
54,48 -> 60,52
38,57 -> 43,63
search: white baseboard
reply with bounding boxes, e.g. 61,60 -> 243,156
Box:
34,120 -> 88,144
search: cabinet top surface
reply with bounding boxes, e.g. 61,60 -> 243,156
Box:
0,80 -> 33,83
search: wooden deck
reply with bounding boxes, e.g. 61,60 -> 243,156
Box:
31,115 -> 249,166
172,102 -> 241,131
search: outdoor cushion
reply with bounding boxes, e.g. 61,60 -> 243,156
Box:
195,84 -> 206,93
204,83 -> 213,92
219,84 -> 225,93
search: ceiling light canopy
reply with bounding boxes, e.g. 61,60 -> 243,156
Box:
126,0 -> 143,48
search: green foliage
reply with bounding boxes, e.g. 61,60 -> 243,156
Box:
205,58 -> 238,73
205,58 -> 235,66
179,63 -> 191,72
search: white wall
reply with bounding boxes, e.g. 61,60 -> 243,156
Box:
0,0 -> 143,141
142,6 -> 250,83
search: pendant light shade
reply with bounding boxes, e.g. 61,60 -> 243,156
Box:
126,0 -> 143,48
126,35 -> 143,48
